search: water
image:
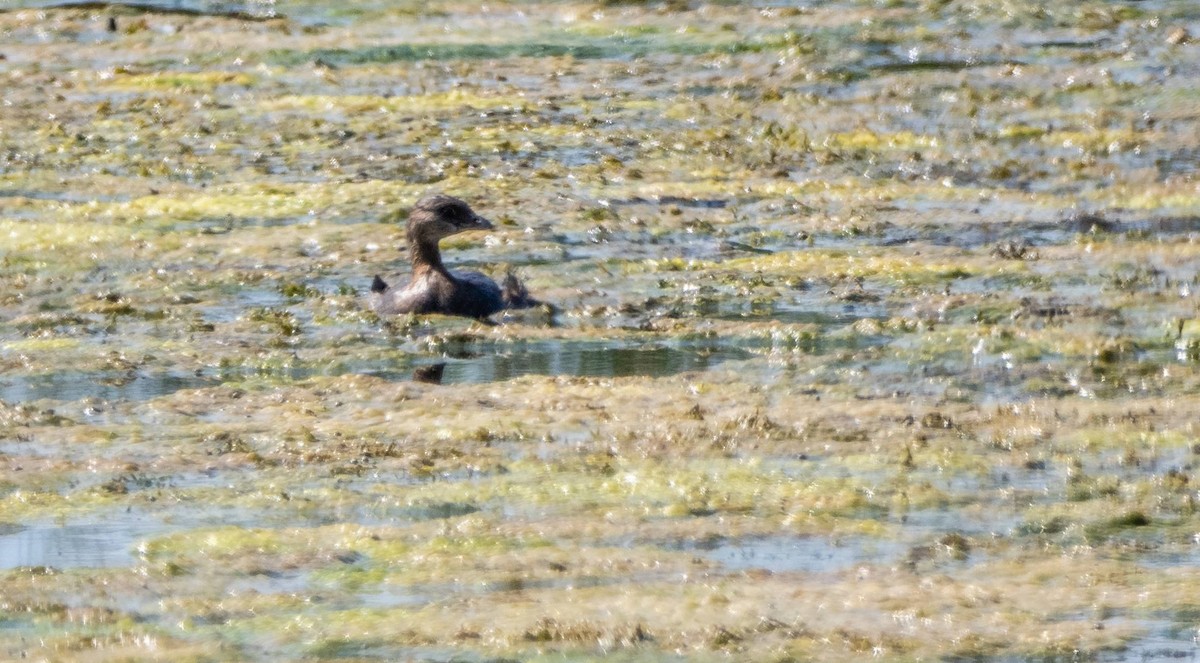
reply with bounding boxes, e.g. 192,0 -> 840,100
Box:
0,369 -> 216,404
0,339 -> 756,404
0,517 -> 163,569
1099,620 -> 1200,662
669,534 -> 905,574
435,341 -> 752,383
12,0 -> 277,19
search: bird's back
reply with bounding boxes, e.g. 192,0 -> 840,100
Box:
372,269 -> 503,320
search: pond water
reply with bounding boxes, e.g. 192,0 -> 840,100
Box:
0,517 -> 162,569
0,339 -> 756,404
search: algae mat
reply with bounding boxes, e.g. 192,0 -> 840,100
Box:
2,0 -> 1200,660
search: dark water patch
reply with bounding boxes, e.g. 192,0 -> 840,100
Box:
1025,39 -> 1110,50
269,31 -> 827,69
0,369 -> 218,404
667,534 -> 904,574
395,501 -> 479,521
710,307 -> 861,326
473,572 -> 660,595
869,219 -> 1063,251
434,341 -> 753,384
868,58 -> 1018,74
272,42 -> 640,68
14,0 -> 280,21
0,188 -> 134,204
227,338 -> 757,387
0,340 -> 754,404
827,56 -> 1019,83
610,196 -> 730,210
1117,215 -> 1200,238
1160,149 -> 1200,178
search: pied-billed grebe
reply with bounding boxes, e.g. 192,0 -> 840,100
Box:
370,194 -> 539,320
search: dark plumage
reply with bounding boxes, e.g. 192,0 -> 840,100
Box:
370,194 -> 539,320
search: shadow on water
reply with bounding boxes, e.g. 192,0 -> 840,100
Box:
435,341 -> 752,384
0,340 -> 755,404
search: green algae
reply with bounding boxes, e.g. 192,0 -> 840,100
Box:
111,70 -> 258,91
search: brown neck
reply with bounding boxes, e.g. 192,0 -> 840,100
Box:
408,233 -> 447,275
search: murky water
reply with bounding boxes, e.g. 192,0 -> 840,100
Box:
0,340 -> 755,404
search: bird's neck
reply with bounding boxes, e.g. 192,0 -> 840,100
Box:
409,235 -> 447,275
